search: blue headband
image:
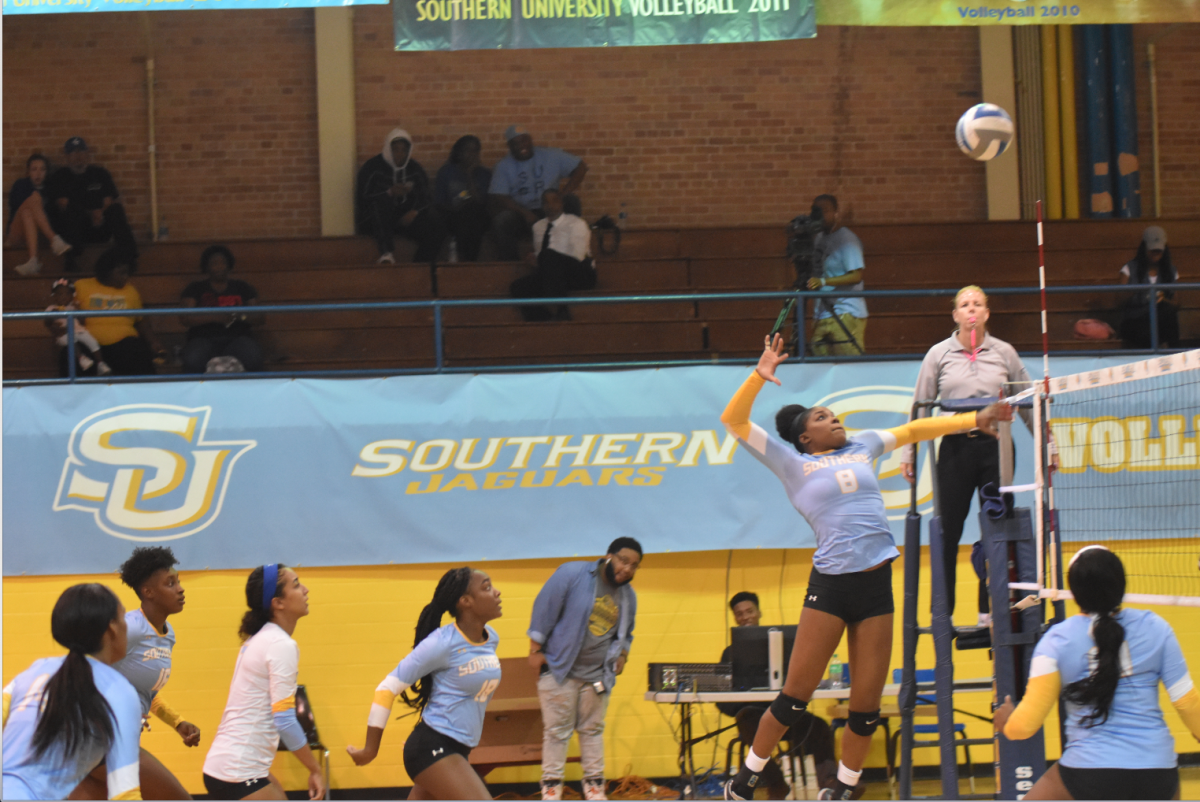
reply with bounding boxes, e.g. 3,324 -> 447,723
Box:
262,564 -> 279,611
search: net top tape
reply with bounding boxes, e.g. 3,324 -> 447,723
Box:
1050,349 -> 1200,396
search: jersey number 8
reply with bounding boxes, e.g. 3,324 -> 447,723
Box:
835,469 -> 859,494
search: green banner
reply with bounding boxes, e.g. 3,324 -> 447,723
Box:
817,0 -> 1200,26
393,0 -> 814,50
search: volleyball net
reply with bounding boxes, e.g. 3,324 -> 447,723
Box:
1032,350 -> 1200,607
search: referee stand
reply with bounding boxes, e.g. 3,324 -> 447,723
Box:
897,396 -> 1043,800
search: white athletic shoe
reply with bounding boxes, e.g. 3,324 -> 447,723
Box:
583,778 -> 607,800
51,235 -> 73,256
14,257 -> 42,276
376,252 -> 395,264
540,781 -> 563,801
97,361 -> 113,376
724,779 -> 750,800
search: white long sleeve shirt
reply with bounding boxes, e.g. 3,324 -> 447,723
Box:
532,213 -> 592,262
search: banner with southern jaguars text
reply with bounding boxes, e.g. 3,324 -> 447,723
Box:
3,355 -> 1187,576
392,0 -> 813,50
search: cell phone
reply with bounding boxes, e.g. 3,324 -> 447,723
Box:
769,298 -> 797,338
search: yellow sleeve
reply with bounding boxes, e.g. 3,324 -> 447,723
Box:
368,675 -> 409,730
1172,687 -> 1200,740
886,411 -> 978,449
2,683 -> 12,729
150,695 -> 183,729
720,372 -> 767,441
1003,667 -> 1061,741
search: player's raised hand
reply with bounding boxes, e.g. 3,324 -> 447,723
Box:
975,401 -> 1014,437
756,333 -> 789,386
993,695 -> 1014,733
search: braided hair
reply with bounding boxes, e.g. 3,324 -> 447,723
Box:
401,566 -> 474,715
32,584 -> 121,760
776,404 -> 813,453
1062,547 -> 1127,728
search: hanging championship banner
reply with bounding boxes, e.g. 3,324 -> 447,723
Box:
2,0 -> 385,15
817,0 -> 1200,26
393,0 -> 814,50
3,355 -> 1160,577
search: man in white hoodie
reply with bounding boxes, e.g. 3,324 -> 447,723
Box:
355,128 -> 448,264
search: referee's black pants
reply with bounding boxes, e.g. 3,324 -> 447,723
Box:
936,432 -> 1011,617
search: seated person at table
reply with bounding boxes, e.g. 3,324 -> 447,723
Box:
719,592 -> 838,798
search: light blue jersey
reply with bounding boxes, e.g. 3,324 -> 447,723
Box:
738,425 -> 900,574
1035,609 -> 1190,770
2,656 -> 142,800
370,624 -> 501,748
488,147 -> 581,211
112,608 -> 175,717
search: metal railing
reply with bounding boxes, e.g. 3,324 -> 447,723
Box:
4,282 -> 1195,386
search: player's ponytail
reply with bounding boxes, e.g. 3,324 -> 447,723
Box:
239,564 -> 286,641
1062,546 -> 1127,727
776,404 -> 812,453
402,566 -> 473,714
32,584 -> 120,760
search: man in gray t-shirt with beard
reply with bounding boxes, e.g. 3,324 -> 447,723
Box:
528,538 -> 641,801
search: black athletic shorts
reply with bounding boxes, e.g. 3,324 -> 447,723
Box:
1057,764 -> 1179,801
803,562 -> 894,623
202,773 -> 272,800
403,719 -> 472,780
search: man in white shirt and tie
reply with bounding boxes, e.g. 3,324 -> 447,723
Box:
511,188 -> 595,321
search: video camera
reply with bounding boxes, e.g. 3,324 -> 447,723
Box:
786,204 -> 826,286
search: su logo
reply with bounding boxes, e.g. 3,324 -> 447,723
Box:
53,404 -> 256,541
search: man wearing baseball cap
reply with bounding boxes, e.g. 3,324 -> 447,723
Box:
45,137 -> 138,269
1117,225 -> 1179,349
487,125 -> 588,261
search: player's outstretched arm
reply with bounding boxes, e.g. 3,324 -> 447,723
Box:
720,334 -> 788,440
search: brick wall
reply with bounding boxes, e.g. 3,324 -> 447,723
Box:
4,12 -> 1197,241
1132,24 -> 1200,219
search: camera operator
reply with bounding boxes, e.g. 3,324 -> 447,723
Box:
804,194 -> 867,356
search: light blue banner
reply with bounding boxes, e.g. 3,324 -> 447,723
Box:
0,356 -> 1159,576
2,0 -> 386,16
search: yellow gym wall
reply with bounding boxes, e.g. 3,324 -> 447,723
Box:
4,545 -> 1197,795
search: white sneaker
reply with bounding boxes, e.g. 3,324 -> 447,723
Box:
97,361 -> 113,376
377,252 -> 395,264
583,778 -> 607,801
78,354 -> 95,371
978,613 -> 992,627
51,235 -> 73,256
14,257 -> 42,276
540,781 -> 563,801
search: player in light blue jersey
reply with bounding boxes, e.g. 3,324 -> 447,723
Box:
723,334 -> 1012,801
348,566 -> 503,800
3,583 -> 142,801
996,546 -> 1200,800
72,547 -> 199,800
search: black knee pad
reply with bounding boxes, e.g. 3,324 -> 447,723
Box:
768,692 -> 808,727
847,709 -> 882,737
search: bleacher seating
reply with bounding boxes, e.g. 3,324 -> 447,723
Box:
4,217 -> 1197,380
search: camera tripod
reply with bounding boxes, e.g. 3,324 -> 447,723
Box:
771,281 -> 864,356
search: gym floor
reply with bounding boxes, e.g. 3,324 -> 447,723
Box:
861,764 -> 1200,800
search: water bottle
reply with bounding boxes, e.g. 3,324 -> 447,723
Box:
617,202 -> 628,230
828,654 -> 844,689
447,237 -> 459,263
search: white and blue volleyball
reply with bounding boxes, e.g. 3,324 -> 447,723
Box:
955,103 -> 1014,161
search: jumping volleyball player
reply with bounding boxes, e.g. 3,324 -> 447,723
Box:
202,565 -> 325,800
2,584 -> 143,800
994,546 -> 1200,800
723,334 -> 1012,801
347,566 -> 503,800
70,547 -> 198,800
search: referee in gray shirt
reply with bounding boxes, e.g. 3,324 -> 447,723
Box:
900,286 -> 1033,625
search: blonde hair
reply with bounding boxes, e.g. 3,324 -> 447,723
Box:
954,285 -> 988,308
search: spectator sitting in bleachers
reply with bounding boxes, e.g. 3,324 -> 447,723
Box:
510,188 -> 595,322
45,278 -> 110,377
46,137 -> 139,271
179,245 -> 265,373
74,249 -> 162,376
488,125 -> 588,261
1118,225 -> 1179,349
7,154 -> 73,276
356,128 -> 448,266
434,135 -> 492,262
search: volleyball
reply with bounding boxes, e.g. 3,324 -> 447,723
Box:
955,103 -> 1015,161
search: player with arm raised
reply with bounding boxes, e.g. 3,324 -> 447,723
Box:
347,567 -> 503,800
723,334 -> 1012,801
